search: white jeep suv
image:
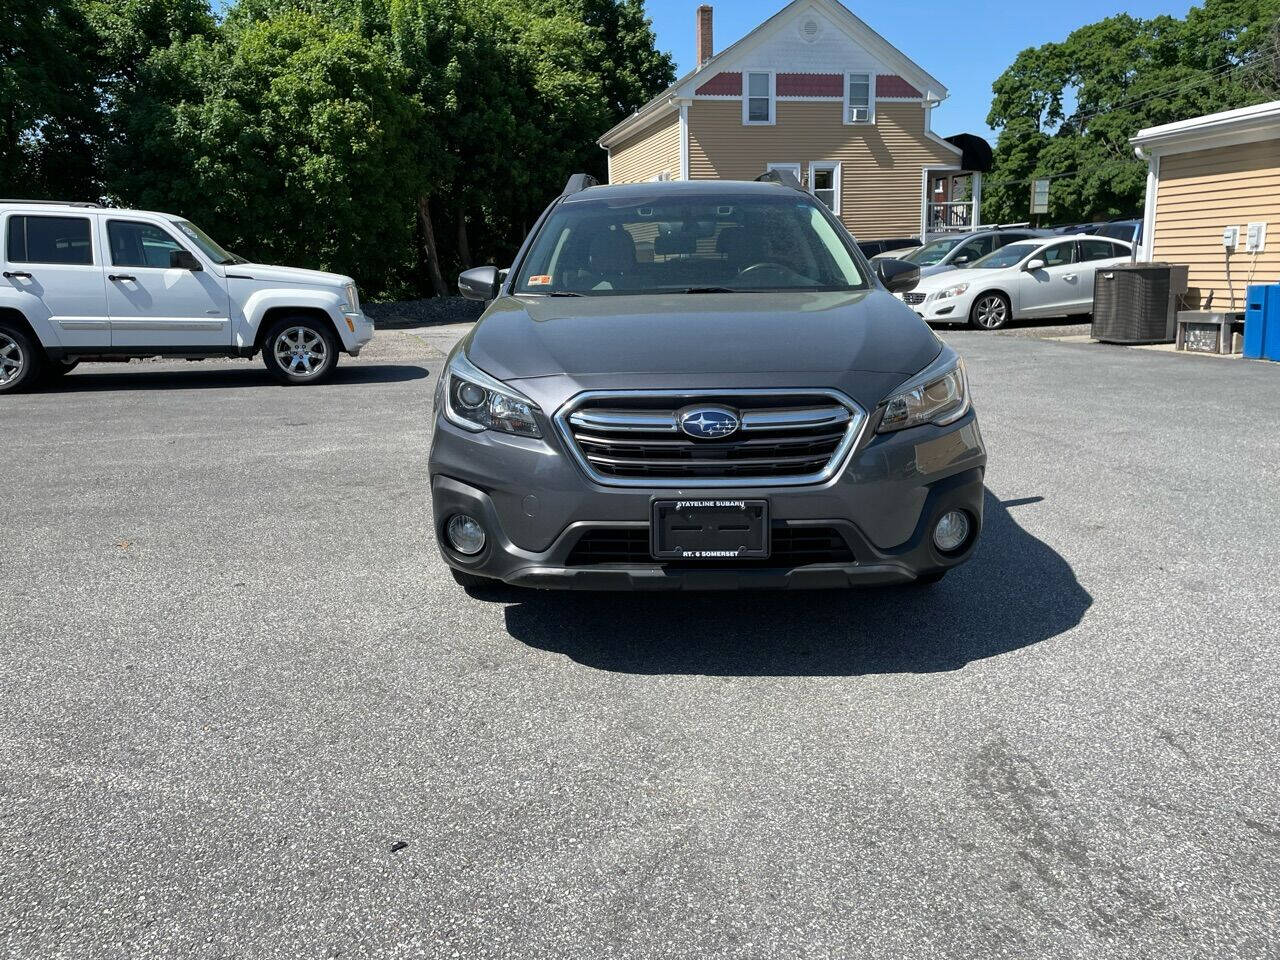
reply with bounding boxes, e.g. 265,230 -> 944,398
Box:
0,200 -> 374,392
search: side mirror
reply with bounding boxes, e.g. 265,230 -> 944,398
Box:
171,249 -> 202,271
953,255 -> 970,265
1025,259 -> 1046,271
875,258 -> 920,294
458,265 -> 501,301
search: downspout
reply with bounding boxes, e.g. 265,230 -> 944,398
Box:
679,101 -> 691,181
1135,144 -> 1158,263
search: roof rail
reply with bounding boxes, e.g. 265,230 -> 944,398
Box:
755,170 -> 805,192
560,174 -> 600,197
0,199 -> 102,208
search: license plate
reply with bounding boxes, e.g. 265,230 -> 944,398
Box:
651,500 -> 769,560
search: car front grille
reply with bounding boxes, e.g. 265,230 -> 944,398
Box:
566,525 -> 856,568
901,292 -> 927,305
555,390 -> 866,487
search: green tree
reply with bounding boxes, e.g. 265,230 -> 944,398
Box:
388,0 -> 609,290
530,0 -> 676,129
110,11 -> 426,297
0,0 -> 101,199
983,0 -> 1280,224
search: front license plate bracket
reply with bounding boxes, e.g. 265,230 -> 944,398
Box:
651,499 -> 770,560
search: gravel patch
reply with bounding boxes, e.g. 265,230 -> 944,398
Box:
365,296 -> 485,328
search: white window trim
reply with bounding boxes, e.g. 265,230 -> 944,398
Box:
743,70 -> 776,126
808,161 -> 842,216
844,72 -> 875,125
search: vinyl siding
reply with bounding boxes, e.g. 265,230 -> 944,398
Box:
608,111 -> 682,184
687,100 -> 960,239
1152,139 -> 1280,310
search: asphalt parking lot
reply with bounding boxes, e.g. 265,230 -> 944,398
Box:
3,325 -> 1279,959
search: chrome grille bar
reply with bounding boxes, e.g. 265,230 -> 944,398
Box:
554,389 -> 868,488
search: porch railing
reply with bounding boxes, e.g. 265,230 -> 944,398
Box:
928,201 -> 975,232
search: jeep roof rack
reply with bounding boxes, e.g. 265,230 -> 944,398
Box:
755,170 -> 805,192
0,198 -> 103,208
560,174 -> 600,197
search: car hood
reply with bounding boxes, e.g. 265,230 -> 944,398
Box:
463,290 -> 941,408
231,263 -> 352,287
916,263 -> 959,278
911,268 -> 1008,294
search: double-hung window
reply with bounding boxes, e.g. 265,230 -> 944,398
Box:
744,72 -> 773,125
809,162 -> 841,215
846,72 -> 873,124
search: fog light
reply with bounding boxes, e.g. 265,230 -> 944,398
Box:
933,510 -> 971,553
446,514 -> 486,555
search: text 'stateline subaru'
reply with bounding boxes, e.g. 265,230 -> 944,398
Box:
429,176 -> 986,590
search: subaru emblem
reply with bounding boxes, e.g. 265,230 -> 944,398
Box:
678,405 -> 740,439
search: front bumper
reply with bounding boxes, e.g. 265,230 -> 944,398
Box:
343,311 -> 375,354
429,409 -> 987,591
897,294 -> 964,324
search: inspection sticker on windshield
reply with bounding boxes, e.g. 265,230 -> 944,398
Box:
528,275 -> 552,286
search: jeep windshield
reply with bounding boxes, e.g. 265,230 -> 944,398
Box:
512,194 -> 867,296
174,220 -> 247,265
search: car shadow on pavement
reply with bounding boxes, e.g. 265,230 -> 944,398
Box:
41,364 -> 429,391
499,491 -> 1090,676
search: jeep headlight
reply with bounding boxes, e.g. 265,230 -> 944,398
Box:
443,350 -> 542,438
878,350 -> 970,433
935,282 -> 969,300
343,282 -> 359,313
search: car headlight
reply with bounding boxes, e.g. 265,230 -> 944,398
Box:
878,350 -> 970,433
443,350 -> 542,438
343,282 -> 359,312
935,282 -> 970,300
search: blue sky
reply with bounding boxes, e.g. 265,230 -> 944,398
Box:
643,0 -> 1198,140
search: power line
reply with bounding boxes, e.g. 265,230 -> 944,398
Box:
981,52 -> 1279,191
1059,52 -> 1275,131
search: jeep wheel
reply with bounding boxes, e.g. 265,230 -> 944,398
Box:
262,318 -> 338,385
0,324 -> 44,394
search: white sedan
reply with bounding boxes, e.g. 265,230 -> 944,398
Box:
899,235 -> 1133,330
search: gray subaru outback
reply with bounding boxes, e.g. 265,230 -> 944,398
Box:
429,176 -> 986,591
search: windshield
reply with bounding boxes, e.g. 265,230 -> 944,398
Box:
174,220 -> 245,265
512,194 -> 866,295
900,237 -> 963,266
971,241 -> 1040,269
1095,223 -> 1137,242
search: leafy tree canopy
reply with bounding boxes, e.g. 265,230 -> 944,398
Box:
984,0 -> 1280,224
111,11 -> 426,294
0,0 -> 100,198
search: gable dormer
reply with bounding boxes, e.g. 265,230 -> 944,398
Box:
676,0 -> 945,128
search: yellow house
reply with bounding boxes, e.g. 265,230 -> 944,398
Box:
1132,101 -> 1280,312
598,0 -> 991,244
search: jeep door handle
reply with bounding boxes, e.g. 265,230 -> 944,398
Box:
1063,274 -> 1077,281
108,274 -> 136,282
3,270 -> 32,279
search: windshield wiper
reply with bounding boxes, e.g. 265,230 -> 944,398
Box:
682,286 -> 738,294
547,291 -> 584,297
